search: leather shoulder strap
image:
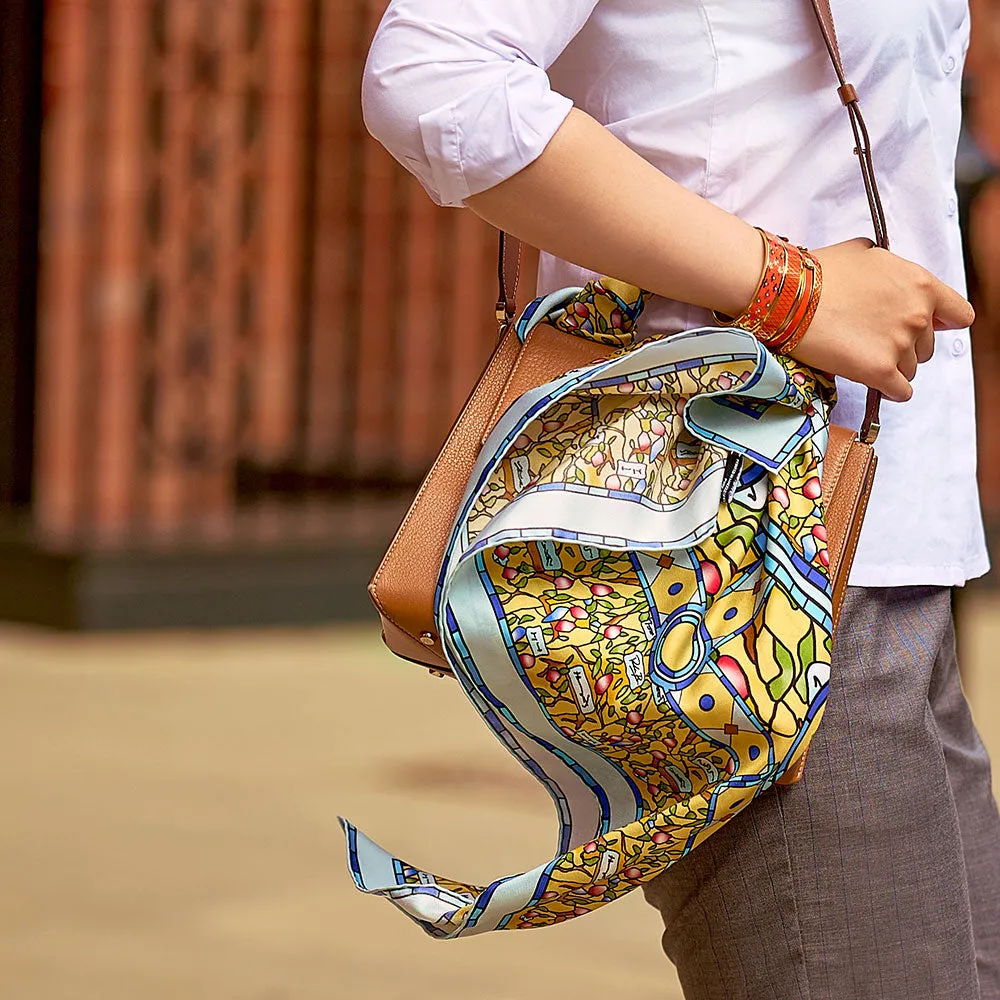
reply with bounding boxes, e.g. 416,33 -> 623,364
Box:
807,0 -> 889,254
806,0 -> 886,444
495,0 -> 887,441
495,230 -> 521,330
810,0 -> 850,87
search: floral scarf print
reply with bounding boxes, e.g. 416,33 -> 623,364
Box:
341,276 -> 837,938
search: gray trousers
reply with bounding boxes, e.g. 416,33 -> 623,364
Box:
643,586 -> 1000,1000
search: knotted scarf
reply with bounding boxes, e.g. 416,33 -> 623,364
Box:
341,277 -> 837,938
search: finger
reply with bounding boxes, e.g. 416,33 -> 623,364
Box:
881,368 -> 914,403
932,280 -> 976,330
898,350 -> 918,382
932,310 -> 975,330
915,323 -> 936,365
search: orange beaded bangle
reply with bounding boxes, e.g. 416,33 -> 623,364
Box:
714,229 -> 823,355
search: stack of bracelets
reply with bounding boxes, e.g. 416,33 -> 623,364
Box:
714,227 -> 823,355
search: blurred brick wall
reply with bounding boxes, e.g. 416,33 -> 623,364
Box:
28,0 -> 1000,542
33,0 -> 504,541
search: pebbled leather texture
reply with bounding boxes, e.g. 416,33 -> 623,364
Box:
367,324 -> 526,673
482,325 -> 609,447
822,426 -> 878,627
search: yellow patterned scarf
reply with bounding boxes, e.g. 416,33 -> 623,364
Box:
342,277 -> 837,937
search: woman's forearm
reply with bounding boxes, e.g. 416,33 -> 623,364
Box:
465,106 -> 974,404
464,107 -> 764,317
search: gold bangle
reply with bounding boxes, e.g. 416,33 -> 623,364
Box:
712,227 -> 769,328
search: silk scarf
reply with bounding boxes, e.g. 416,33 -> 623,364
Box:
341,277 -> 837,938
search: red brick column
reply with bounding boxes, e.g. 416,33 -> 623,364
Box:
30,0 -> 514,543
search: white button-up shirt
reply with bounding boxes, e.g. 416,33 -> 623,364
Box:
363,0 -> 988,587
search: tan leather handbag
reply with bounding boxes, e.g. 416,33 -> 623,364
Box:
369,0 -> 885,679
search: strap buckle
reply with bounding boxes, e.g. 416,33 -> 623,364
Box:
496,300 -> 514,336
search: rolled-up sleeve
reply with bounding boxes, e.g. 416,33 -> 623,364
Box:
361,0 -> 600,207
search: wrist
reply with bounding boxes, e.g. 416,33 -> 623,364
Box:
713,224 -> 769,317
714,229 -> 824,355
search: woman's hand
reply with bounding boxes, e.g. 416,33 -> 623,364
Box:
790,238 -> 975,402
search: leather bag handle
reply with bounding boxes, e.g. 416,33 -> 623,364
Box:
494,0 -> 887,444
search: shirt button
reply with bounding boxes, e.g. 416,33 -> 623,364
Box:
952,337 -> 967,357
943,54 -> 957,74
947,196 -> 958,216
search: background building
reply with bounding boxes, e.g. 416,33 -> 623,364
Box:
1,0 -> 999,627
1,0 -> 508,627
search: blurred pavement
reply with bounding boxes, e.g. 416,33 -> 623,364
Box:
2,594 -> 999,1000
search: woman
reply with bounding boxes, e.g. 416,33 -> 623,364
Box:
360,2 -> 1000,996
